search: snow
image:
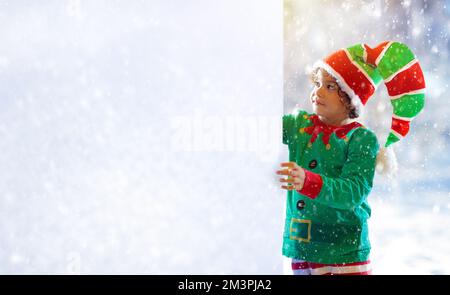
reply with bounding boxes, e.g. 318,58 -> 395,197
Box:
0,0 -> 448,275
369,187 -> 450,275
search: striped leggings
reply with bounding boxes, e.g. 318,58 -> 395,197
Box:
291,259 -> 372,275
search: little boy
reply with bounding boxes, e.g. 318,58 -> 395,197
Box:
276,41 -> 425,275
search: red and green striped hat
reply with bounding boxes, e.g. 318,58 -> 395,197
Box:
313,41 -> 426,147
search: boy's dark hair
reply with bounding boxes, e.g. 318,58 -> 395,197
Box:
310,68 -> 359,119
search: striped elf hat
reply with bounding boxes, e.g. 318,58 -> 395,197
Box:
313,41 -> 426,148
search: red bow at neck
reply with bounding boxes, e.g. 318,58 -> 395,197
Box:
301,115 -> 362,148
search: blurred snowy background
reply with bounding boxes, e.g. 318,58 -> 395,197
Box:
285,0 -> 450,274
0,0 -> 448,275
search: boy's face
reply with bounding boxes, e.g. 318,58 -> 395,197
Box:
310,68 -> 349,121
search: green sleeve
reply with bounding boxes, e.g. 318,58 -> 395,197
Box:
282,109 -> 309,145
305,128 -> 380,210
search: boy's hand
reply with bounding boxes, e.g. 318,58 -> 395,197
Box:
276,162 -> 306,191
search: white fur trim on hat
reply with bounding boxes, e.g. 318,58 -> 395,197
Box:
312,60 -> 365,116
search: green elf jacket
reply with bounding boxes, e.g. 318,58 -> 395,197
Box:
282,109 -> 379,264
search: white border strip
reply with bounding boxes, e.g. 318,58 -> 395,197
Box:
343,49 -> 377,88
362,43 -> 368,63
375,41 -> 393,66
392,114 -> 413,122
331,264 -> 371,274
390,88 -> 425,100
384,59 -> 418,83
391,128 -> 404,139
310,264 -> 371,275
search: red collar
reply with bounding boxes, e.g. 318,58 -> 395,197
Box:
301,115 -> 362,148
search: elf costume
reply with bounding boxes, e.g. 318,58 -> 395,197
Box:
282,41 -> 425,264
